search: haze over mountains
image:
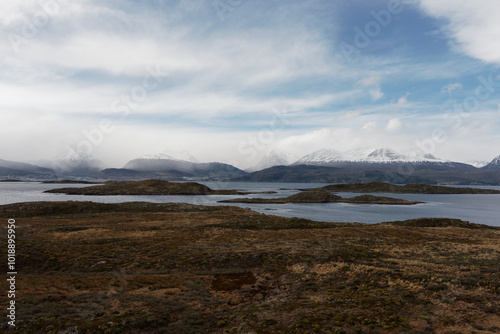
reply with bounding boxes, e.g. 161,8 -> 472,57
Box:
1,147 -> 500,184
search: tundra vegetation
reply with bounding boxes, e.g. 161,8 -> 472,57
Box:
1,201 -> 499,333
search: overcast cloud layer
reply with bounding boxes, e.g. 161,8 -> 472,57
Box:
1,0 -> 499,168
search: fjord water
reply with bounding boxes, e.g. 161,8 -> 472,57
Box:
1,181 -> 499,227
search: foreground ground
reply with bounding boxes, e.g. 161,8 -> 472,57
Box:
1,201 -> 499,334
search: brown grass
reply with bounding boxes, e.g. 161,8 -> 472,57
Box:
1,201 -> 499,333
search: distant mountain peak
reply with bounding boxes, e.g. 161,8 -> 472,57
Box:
364,147 -> 407,162
483,155 -> 500,170
247,149 -> 298,172
138,153 -> 175,160
137,151 -> 199,163
54,148 -> 97,162
46,148 -> 106,175
296,148 -> 345,164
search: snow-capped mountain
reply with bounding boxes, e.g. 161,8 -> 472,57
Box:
295,147 -> 418,165
483,155 -> 500,170
363,147 -> 407,162
38,148 -> 107,175
138,151 -> 199,163
295,149 -> 345,165
290,147 -> 479,173
404,151 -> 441,162
54,150 -> 96,162
237,147 -> 495,184
137,153 -> 176,161
465,160 -> 490,168
295,147 -> 441,165
247,150 -> 298,172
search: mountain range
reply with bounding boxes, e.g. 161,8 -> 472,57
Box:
99,153 -> 245,180
234,148 -> 500,184
1,147 -> 499,184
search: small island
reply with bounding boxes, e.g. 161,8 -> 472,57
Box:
309,181 -> 500,194
219,190 -> 422,205
44,179 -> 269,196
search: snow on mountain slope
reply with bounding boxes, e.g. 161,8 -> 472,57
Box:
296,147 -> 446,165
363,147 -> 407,162
43,148 -> 107,174
483,155 -> 500,170
296,149 -> 345,164
137,151 -> 199,163
137,153 -> 175,160
55,150 -> 96,162
465,160 -> 489,168
247,150 -> 298,172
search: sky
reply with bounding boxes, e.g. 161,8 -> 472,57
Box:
1,0 -> 500,169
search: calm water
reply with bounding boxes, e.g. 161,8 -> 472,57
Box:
1,181 -> 499,226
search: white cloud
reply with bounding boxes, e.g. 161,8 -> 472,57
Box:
369,87 -> 384,101
362,121 -> 377,130
357,75 -> 384,101
279,128 -> 332,146
357,75 -> 380,87
0,1 -> 499,166
386,118 -> 403,131
395,93 -> 410,112
334,110 -> 360,122
441,83 -> 462,96
417,0 -> 500,65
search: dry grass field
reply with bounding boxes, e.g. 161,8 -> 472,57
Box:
1,201 -> 499,333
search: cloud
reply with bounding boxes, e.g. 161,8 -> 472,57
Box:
395,93 -> 410,112
334,110 -> 360,122
362,121 -> 377,130
357,75 -> 384,101
417,0 -> 500,65
0,1 -> 499,167
441,83 -> 463,96
386,118 -> 403,131
279,128 -> 332,146
357,75 -> 380,87
369,87 -> 384,101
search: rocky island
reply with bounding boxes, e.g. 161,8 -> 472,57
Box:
44,179 -> 269,196
309,181 -> 500,194
220,190 -> 422,205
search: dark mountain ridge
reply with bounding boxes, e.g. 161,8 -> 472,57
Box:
231,164 -> 500,185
